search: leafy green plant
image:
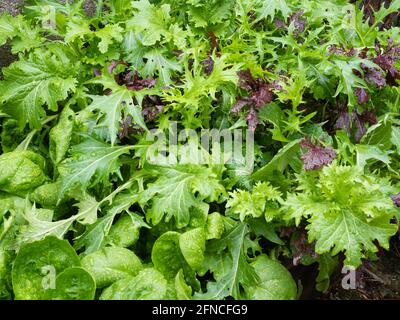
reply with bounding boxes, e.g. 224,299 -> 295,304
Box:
0,0 -> 399,300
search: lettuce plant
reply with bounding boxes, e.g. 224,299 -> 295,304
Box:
0,0 -> 399,300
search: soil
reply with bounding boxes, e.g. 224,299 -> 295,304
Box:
325,239 -> 400,300
0,0 -> 23,75
291,237 -> 400,300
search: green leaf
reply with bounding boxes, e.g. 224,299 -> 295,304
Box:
283,164 -> 398,267
333,58 -> 371,107
226,182 -> 282,222
252,140 -> 300,181
106,214 -> 141,248
74,191 -> 141,254
254,0 -> 291,22
175,269 -> 192,300
81,247 -> 142,288
47,267 -> 96,300
309,209 -> 396,268
22,204 -> 73,242
315,254 -> 338,292
0,49 -> 77,128
129,0 -> 172,46
100,268 -> 168,300
49,107 -> 75,165
58,135 -> 133,199
179,228 -> 206,270
0,13 -> 16,46
185,0 -> 236,27
142,48 -> 182,85
87,89 -> 147,146
12,236 -> 81,300
356,144 -> 392,168
361,118 -> 393,149
205,212 -> 225,240
140,165 -> 225,228
0,150 -> 48,196
246,255 -> 297,300
195,223 -> 259,300
151,231 -> 185,279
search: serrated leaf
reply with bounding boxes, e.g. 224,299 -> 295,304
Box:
139,165 -> 225,228
0,49 -> 77,128
194,223 -> 259,300
58,135 -> 133,199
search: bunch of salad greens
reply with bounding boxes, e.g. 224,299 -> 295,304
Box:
0,0 -> 399,300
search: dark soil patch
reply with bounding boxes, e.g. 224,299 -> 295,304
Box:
325,239 -> 400,300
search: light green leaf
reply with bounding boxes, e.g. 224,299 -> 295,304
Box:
12,236 -> 81,300
100,268 -> 168,300
142,48 -> 182,85
140,165 -> 225,228
81,247 -> 142,288
175,269 -> 192,300
0,150 -> 48,196
47,267 -> 96,300
0,49 -> 77,128
246,255 -> 297,300
205,212 -> 225,240
49,107 -> 75,165
179,228 -> 206,270
58,135 -> 133,199
254,0 -> 291,22
151,231 -> 185,279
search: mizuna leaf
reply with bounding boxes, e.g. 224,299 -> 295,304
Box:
139,164 -> 225,228
0,49 -> 78,128
129,0 -> 172,46
194,223 -> 259,300
254,0 -> 291,22
142,48 -> 182,85
58,135 -> 133,200
88,89 -> 147,146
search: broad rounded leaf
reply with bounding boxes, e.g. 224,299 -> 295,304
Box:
47,267 -> 96,300
81,247 -> 142,288
179,228 -> 206,270
12,236 -> 80,300
107,214 -> 141,248
151,231 -> 184,279
0,150 -> 48,196
247,255 -> 297,300
100,268 -> 167,300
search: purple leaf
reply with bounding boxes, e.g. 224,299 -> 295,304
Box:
108,60 -> 119,74
118,116 -> 134,140
335,106 -> 352,135
202,56 -> 215,75
355,87 -> 369,104
353,109 -> 377,142
230,98 -> 251,113
274,19 -> 286,29
237,69 -> 257,91
364,67 -> 386,87
93,68 -> 102,77
121,71 -> 156,91
300,139 -> 336,171
288,10 -> 307,34
246,107 -> 259,132
142,95 -> 165,121
251,84 -> 274,108
391,193 -> 400,207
